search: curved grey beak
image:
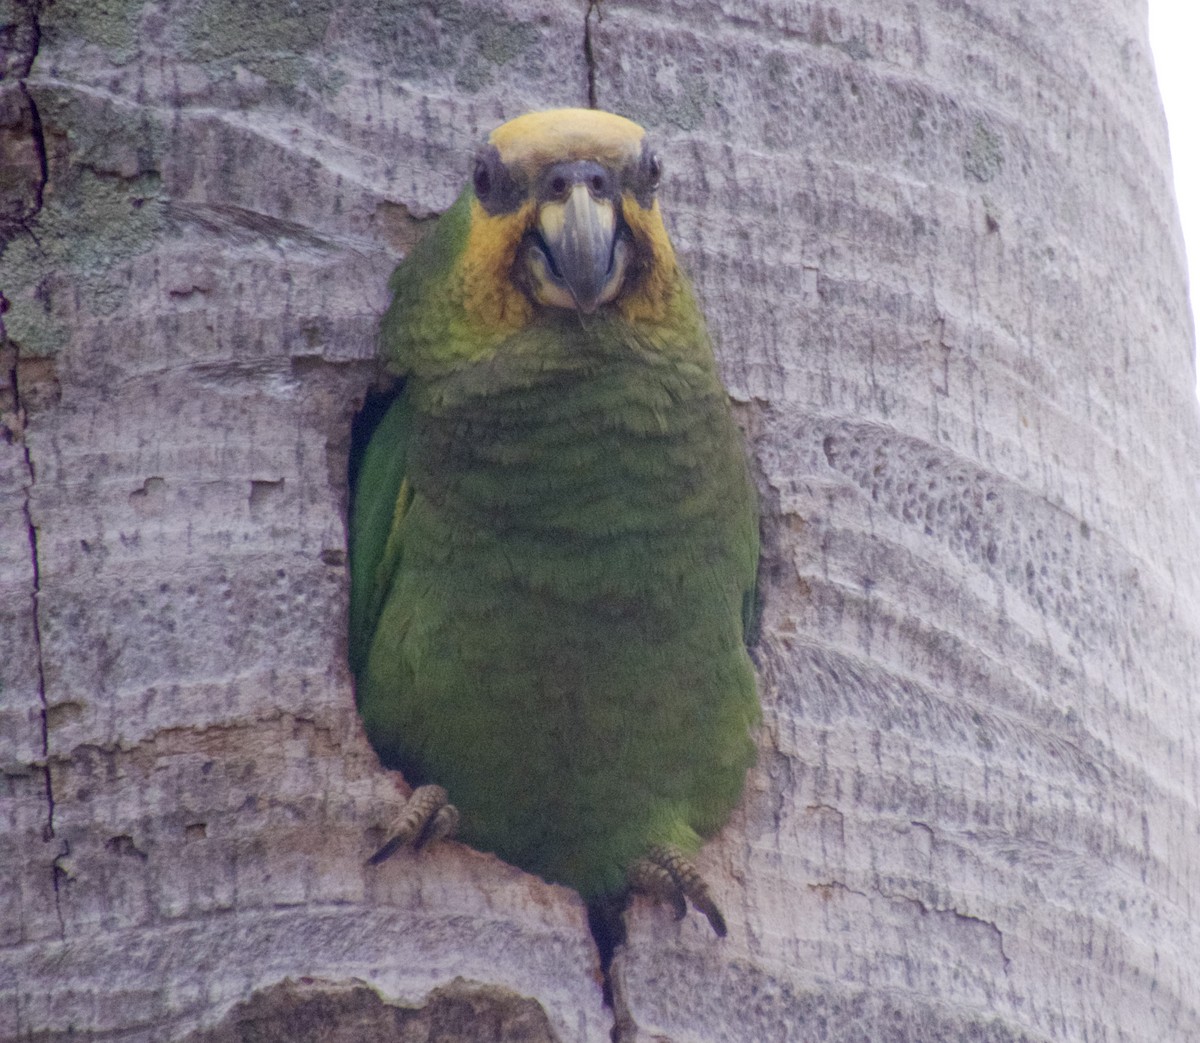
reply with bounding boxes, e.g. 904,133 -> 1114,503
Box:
537,185 -> 621,314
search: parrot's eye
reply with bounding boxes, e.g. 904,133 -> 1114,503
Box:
628,143 -> 663,205
471,145 -> 523,214
647,153 -> 662,189
473,159 -> 493,200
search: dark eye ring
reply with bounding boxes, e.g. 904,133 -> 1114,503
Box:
473,158 -> 492,199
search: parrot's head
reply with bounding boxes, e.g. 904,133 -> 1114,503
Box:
460,108 -> 680,330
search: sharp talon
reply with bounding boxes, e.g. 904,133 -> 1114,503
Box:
367,834 -> 405,866
635,845 -> 728,937
368,784 -> 456,865
692,893 -> 728,938
414,802 -> 460,851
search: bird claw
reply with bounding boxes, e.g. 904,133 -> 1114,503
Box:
368,784 -> 459,865
628,844 -> 727,937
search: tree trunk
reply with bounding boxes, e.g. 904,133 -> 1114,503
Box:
3,0 -> 1198,1040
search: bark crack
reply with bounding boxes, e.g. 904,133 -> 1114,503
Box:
4,350 -> 56,815
18,79 -> 48,217
810,879 -> 1011,971
583,1 -> 599,109
2,1 -> 44,80
1,1 -> 48,247
24,457 -> 52,840
1,0 -> 58,927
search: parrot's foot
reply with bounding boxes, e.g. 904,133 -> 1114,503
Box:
368,784 -> 459,865
628,845 -> 727,937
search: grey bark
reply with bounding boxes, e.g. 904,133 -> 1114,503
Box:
2,0 -> 1199,1041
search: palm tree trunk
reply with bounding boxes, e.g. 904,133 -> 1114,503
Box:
2,0 -> 1198,1039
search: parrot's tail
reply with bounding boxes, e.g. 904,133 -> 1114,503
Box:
586,892 -> 629,1007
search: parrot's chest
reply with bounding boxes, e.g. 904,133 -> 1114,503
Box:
401,373 -> 742,665
358,359 -> 758,896
410,366 -> 729,561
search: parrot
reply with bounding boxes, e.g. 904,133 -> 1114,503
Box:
348,108 -> 759,940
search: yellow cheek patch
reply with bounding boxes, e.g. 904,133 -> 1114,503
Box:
460,198 -> 536,335
617,198 -> 679,327
456,194 -> 684,335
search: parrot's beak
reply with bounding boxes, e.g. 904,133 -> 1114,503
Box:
528,185 -> 630,314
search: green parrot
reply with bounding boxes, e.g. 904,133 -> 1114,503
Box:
349,108 -> 759,937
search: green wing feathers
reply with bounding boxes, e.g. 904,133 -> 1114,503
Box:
349,191 -> 471,679
348,390 -> 413,680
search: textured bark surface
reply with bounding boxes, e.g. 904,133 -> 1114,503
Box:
2,0 -> 1199,1041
